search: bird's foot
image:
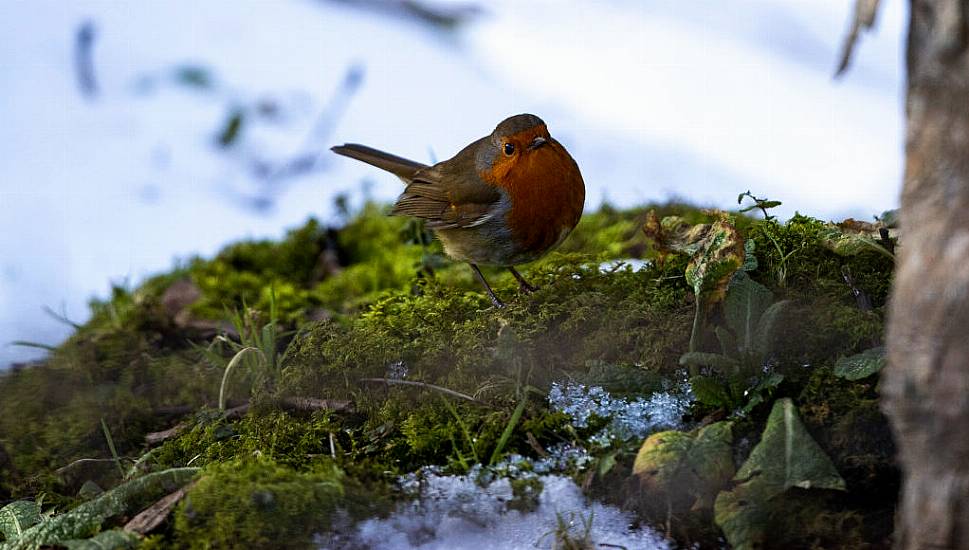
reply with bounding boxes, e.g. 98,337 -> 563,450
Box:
518,281 -> 540,294
508,267 -> 539,295
470,263 -> 507,309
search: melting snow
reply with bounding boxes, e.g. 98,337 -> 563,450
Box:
320,473 -> 670,550
548,383 -> 690,446
598,259 -> 652,272
318,384 -> 690,549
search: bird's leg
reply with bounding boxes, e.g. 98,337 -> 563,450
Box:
470,263 -> 505,308
508,266 -> 539,294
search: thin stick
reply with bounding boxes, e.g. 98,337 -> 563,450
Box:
359,378 -> 481,403
56,457 -> 131,475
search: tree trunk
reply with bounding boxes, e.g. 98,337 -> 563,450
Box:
882,1 -> 969,548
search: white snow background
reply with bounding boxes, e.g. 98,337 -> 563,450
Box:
0,0 -> 905,366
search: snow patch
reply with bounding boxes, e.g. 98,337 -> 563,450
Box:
319,473 -> 670,550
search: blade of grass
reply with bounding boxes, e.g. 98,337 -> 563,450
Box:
266,285 -> 278,370
440,395 -> 479,463
489,393 -> 528,465
100,418 -> 125,478
219,347 -> 263,410
448,432 -> 470,472
9,341 -> 57,351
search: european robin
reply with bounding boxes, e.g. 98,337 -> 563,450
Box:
331,114 -> 585,308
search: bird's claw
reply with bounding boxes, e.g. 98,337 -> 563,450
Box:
518,281 -> 540,294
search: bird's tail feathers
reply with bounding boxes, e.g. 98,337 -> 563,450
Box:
331,143 -> 426,180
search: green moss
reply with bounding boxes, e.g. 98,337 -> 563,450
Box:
399,404 -> 462,465
173,458 -> 345,549
0,200 -> 900,548
153,411 -> 342,470
188,219 -> 335,323
281,255 -> 693,415
747,215 -> 893,304
0,332 -> 215,503
798,367 -> 896,492
559,201 -> 722,260
765,491 -> 868,550
508,476 -> 543,513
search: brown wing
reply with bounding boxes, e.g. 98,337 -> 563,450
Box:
390,137 -> 502,229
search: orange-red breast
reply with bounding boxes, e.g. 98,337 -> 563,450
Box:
331,114 -> 585,308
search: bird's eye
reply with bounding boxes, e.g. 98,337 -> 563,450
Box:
503,143 -> 515,156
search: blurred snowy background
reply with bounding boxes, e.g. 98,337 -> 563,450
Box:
0,0 -> 905,367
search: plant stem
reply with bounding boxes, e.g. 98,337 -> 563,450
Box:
688,298 -> 704,374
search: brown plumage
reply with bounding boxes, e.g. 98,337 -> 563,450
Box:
331,114 -> 585,308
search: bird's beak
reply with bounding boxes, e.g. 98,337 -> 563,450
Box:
528,136 -> 547,150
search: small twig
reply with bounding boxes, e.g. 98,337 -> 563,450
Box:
526,431 -> 549,458
320,0 -> 479,29
835,0 -> 883,77
124,481 -> 197,535
56,457 -> 133,475
42,305 -> 82,329
281,396 -> 352,412
74,20 -> 98,99
359,378 -> 481,403
841,265 -> 874,311
145,423 -> 190,446
152,405 -> 196,416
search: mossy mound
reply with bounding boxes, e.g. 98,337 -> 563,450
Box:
0,201 -> 898,548
171,458 -> 349,550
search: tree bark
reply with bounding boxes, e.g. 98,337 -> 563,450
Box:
882,1 -> 969,548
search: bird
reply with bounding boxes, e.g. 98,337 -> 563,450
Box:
331,114 -> 585,308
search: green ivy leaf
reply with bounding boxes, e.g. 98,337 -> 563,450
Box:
633,422 -> 734,513
0,501 -> 42,542
738,398 -> 845,491
711,477 -> 775,550
715,399 -> 845,549
5,468 -> 198,550
752,299 -> 791,358
821,225 -> 894,259
723,272 -> 774,352
61,529 -> 141,550
833,347 -> 886,381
